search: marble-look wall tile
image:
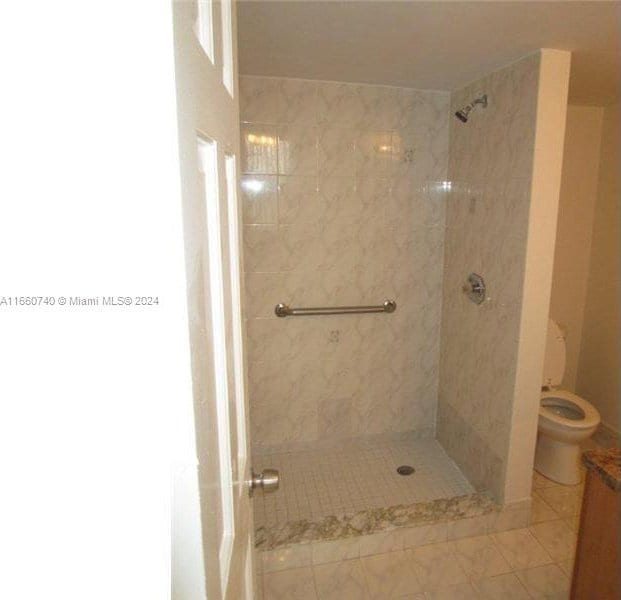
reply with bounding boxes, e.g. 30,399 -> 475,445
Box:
243,225 -> 286,273
319,177 -> 359,224
278,124 -> 318,176
318,127 -> 356,177
438,53 -> 541,501
355,130 -> 394,178
317,397 -> 354,439
436,401 -> 505,496
317,82 -> 366,128
241,76 -> 450,449
241,123 -> 279,174
277,176 -> 319,224
250,398 -> 319,446
240,175 -> 278,224
240,76 -> 318,124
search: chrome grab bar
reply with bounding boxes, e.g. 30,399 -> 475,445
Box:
274,299 -> 396,318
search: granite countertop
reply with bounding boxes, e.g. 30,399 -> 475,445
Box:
582,447 -> 621,492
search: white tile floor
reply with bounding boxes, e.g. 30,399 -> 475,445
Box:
259,468 -> 586,600
253,438 -> 474,529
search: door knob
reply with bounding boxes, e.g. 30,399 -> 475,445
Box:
249,468 -> 279,497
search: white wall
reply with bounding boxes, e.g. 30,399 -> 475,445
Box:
576,103 -> 620,436
505,49 -> 571,504
548,102 -> 619,439
549,106 -> 604,390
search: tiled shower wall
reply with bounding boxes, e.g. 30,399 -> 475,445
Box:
437,53 -> 541,501
240,76 -> 449,449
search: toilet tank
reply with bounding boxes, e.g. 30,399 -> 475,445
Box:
543,319 -> 566,387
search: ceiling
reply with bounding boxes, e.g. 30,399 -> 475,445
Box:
237,1 -> 621,105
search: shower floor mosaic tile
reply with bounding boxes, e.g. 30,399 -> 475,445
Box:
253,438 -> 475,532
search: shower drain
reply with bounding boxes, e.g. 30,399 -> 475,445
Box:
396,465 -> 415,476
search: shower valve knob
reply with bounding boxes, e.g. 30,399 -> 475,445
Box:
249,468 -> 280,497
463,273 -> 486,305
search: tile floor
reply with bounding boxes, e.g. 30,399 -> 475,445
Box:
253,438 -> 474,529
259,468 -> 585,599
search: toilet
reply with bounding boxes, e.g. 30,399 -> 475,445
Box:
534,319 -> 601,485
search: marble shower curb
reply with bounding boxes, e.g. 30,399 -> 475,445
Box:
256,492 -> 532,573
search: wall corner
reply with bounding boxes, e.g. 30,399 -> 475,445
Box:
504,48 -> 571,504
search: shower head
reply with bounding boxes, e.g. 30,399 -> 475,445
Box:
454,94 -> 488,123
455,106 -> 471,122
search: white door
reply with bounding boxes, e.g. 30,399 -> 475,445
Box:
171,2 -> 255,599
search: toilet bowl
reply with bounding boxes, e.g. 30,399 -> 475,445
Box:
534,319 -> 600,485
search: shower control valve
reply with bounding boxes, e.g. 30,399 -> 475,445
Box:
463,273 -> 487,305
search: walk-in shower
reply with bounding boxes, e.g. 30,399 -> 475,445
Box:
240,50 -> 553,571
239,73 -> 501,563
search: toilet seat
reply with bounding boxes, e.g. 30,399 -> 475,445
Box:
540,389 -> 600,429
